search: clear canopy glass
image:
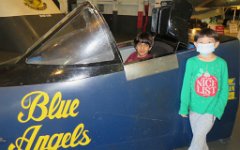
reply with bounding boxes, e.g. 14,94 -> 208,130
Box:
26,4 -> 115,65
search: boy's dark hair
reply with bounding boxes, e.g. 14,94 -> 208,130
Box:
134,32 -> 154,47
194,28 -> 219,42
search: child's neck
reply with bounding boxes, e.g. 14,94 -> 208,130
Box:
137,53 -> 148,58
198,53 -> 216,62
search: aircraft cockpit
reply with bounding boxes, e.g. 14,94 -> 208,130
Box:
120,0 -> 193,80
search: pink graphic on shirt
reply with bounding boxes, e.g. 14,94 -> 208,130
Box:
195,73 -> 218,97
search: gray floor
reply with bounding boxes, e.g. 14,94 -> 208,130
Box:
176,102 -> 240,150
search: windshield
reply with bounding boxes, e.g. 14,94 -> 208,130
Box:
26,4 -> 115,65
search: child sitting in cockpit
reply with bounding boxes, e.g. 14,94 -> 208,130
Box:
125,32 -> 154,64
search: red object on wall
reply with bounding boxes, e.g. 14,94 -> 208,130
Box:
137,11 -> 143,30
143,3 -> 149,32
215,25 -> 224,34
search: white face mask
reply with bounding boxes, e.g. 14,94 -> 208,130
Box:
196,43 -> 215,56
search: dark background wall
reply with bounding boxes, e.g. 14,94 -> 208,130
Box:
103,14 -> 152,43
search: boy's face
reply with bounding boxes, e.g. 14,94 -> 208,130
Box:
136,43 -> 151,57
194,36 -> 219,48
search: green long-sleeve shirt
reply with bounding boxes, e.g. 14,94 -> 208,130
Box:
179,56 -> 229,119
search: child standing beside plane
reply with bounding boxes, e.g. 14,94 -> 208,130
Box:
125,32 -> 154,63
179,28 -> 229,150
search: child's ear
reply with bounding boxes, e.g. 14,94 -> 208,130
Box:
149,47 -> 152,51
194,42 -> 198,48
214,41 -> 220,48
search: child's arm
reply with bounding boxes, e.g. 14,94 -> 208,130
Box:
179,59 -> 192,116
214,61 -> 229,119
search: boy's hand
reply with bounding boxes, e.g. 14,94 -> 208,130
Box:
180,114 -> 188,118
